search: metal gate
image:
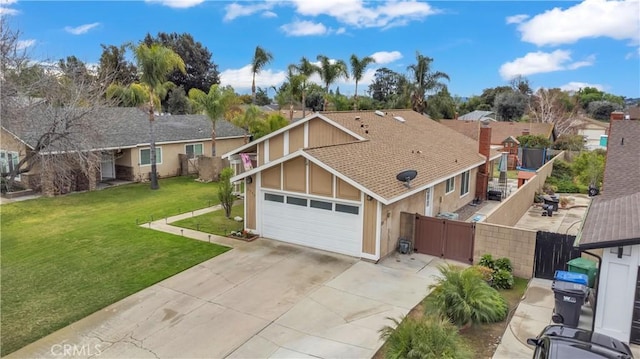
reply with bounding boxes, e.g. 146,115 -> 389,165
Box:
533,231 -> 580,279
414,215 -> 474,264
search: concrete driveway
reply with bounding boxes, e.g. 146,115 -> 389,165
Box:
8,225 -> 445,359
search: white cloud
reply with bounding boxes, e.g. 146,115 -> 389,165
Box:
505,14 -> 529,24
64,23 -> 100,35
499,50 -> 595,80
280,20 -> 328,36
0,0 -> 18,15
16,39 -> 35,50
145,0 -> 204,9
625,47 -> 640,60
370,51 -> 402,64
219,64 -> 287,90
516,0 -> 640,46
261,10 -> 277,19
224,2 -> 274,22
560,82 -> 604,92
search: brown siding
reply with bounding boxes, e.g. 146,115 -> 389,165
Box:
269,134 -> 284,161
336,178 -> 360,200
436,167 -> 478,214
309,163 -> 333,197
261,165 -> 281,189
216,138 -> 245,157
362,198 -> 378,255
283,157 -> 306,193
258,142 -> 264,166
289,126 -> 304,153
245,177 -> 256,229
308,118 -> 357,147
380,191 -> 426,258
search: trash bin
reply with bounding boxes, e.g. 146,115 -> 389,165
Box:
567,257 -> 598,288
555,270 -> 589,287
543,195 -> 559,211
551,280 -> 589,327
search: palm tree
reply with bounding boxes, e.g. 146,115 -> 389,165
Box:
131,43 -> 185,190
407,51 -> 450,114
251,46 -> 273,104
349,54 -> 375,110
290,57 -> 318,117
188,84 -> 238,156
316,55 -> 349,111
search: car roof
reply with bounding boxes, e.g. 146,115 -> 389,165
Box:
550,338 -> 634,359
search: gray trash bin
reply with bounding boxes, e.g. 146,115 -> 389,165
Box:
551,280 -> 589,327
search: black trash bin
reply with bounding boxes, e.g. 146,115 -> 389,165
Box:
543,195 -> 559,212
551,280 -> 589,327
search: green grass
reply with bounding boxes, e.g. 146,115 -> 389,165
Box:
0,177 -> 231,356
172,204 -> 245,236
492,167 -> 519,180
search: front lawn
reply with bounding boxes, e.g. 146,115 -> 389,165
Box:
0,177 -> 230,356
172,204 -> 244,236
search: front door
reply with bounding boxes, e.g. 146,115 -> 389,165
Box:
101,153 -> 115,180
425,187 -> 433,216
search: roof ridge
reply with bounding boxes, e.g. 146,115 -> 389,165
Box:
304,139 -> 369,151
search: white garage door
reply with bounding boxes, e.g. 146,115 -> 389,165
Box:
261,192 -> 362,257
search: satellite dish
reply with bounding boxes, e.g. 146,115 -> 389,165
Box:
396,170 -> 418,189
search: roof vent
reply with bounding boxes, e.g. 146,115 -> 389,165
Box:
393,116 -> 405,123
355,116 -> 361,121
375,110 -> 385,117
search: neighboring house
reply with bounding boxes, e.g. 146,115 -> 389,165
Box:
222,110 -> 500,261
576,118 -> 640,344
457,110 -> 496,122
568,115 -> 609,150
627,106 -> 640,121
0,107 -> 247,192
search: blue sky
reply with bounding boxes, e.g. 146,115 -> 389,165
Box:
3,0 -> 639,98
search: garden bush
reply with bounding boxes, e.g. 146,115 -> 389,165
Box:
478,254 -> 496,270
379,316 -> 472,359
492,269 -> 514,290
495,258 -> 513,273
429,265 -> 508,326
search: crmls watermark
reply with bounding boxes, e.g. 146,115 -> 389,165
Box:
50,344 -> 102,357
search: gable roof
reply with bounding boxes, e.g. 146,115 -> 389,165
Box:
628,106 -> 640,120
439,120 -> 554,145
578,120 -> 640,249
231,109 -> 500,204
1,106 -> 247,151
458,110 -> 495,121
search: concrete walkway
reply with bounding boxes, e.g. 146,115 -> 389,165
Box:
493,278 -> 640,359
8,207 -> 449,359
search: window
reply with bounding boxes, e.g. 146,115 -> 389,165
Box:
460,171 -> 470,196
0,150 -> 20,180
264,193 -> 284,202
335,204 -> 359,214
140,147 -> 162,166
445,177 -> 455,194
310,200 -> 332,210
286,196 -> 307,207
185,143 -> 203,159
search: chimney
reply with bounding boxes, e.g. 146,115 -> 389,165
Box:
610,111 -> 624,121
475,121 -> 492,200
522,128 -> 530,136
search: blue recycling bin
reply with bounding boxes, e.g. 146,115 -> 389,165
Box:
554,270 -> 589,287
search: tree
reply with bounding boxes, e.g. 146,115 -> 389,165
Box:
478,86 -> 512,109
251,113 -> 288,139
58,56 -> 94,84
106,82 -> 149,107
254,87 -> 271,106
289,57 -> 318,117
406,52 -> 449,114
573,149 -> 606,188
276,65 -> 304,121
528,88 -> 576,135
516,134 -> 552,148
218,167 -> 234,218
143,32 -> 219,95
132,43 -> 186,190
587,100 -> 622,121
494,90 -> 527,121
316,55 -> 348,111
98,44 -> 137,85
1,20 -> 113,194
510,75 -> 532,95
426,88 -> 456,119
166,86 -> 190,114
349,54 -> 375,110
368,67 -> 410,109
188,84 -> 238,156
251,46 -> 273,104
553,134 -> 585,151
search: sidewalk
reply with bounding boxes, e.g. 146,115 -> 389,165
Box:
493,278 -> 640,359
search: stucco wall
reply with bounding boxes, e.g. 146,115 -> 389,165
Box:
484,152 -> 562,226
474,222 -> 536,279
432,168 -> 479,215
380,191 -> 426,258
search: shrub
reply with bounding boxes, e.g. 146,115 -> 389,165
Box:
493,269 -> 514,290
468,265 -> 494,283
428,265 -> 508,326
379,316 -> 472,359
495,258 -> 513,273
478,254 -> 495,270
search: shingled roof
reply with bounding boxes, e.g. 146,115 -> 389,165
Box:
1,106 -> 247,151
439,120 -> 554,145
578,120 -> 640,249
304,110 -> 496,202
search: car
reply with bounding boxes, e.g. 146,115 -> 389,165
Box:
527,325 -> 634,359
